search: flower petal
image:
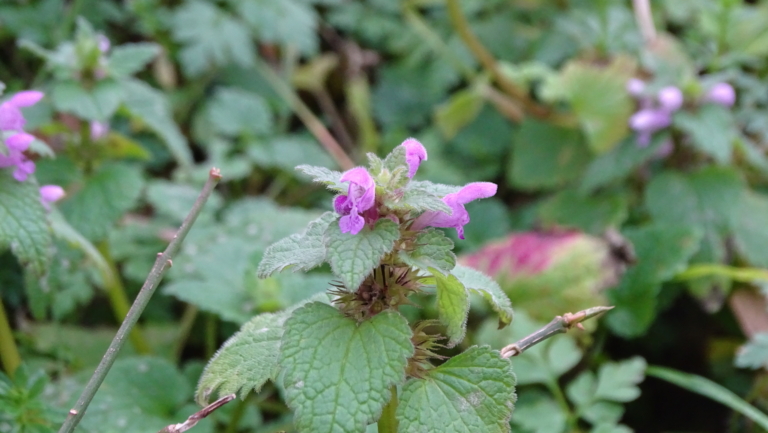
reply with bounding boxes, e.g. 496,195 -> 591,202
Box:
40,185 -> 65,203
8,91 -> 44,108
401,137 -> 427,178
454,182 -> 497,205
5,133 -> 34,151
0,103 -> 24,131
339,213 -> 365,235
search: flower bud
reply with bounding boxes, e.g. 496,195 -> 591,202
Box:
626,78 -> 645,97
629,109 -> 671,132
704,82 -> 735,107
459,230 -> 632,321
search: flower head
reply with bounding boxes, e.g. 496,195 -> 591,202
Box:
0,90 -> 44,131
40,185 -> 65,209
411,182 -> 497,239
626,78 -> 645,97
657,86 -> 683,112
705,82 -> 735,107
400,138 -> 427,178
334,167 -> 376,235
91,121 -> 109,140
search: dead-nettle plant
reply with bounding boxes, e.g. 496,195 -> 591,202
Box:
196,139 -> 610,433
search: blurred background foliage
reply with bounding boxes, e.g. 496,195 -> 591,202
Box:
3,0 -> 768,431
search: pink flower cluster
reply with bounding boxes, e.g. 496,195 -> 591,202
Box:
627,79 -> 736,147
0,90 -> 64,208
333,138 -> 497,239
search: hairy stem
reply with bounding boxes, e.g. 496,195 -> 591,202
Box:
0,297 -> 21,377
377,386 -> 399,433
500,306 -> 613,358
254,59 -> 355,171
57,168 -> 222,433
97,240 -> 150,354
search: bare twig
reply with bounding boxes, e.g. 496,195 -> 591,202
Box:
158,394 -> 236,433
57,168 -> 222,433
632,0 -> 657,45
254,59 -> 355,171
500,306 -> 613,358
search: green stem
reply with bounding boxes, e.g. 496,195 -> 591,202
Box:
97,240 -> 151,355
57,168 -> 222,433
377,386 -> 399,433
546,378 -> 577,429
0,297 -> 21,378
172,304 -> 199,362
254,59 -> 355,171
204,313 -> 217,359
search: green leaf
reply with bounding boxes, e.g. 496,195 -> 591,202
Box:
257,212 -> 336,278
606,224 -> 702,338
295,164 -> 346,192
170,1 -> 255,76
397,346 -> 516,433
60,163 -> 144,241
234,0 -> 318,55
51,79 -> 124,121
121,79 -> 193,168
248,135 -> 336,171
0,170 -> 51,275
581,401 -> 624,426
580,135 -> 668,193
434,88 -> 485,140
431,269 -> 470,348
398,228 -> 456,274
732,191 -> 768,267
206,87 -> 273,137
325,219 -> 400,290
511,390 -> 567,433
280,302 -> 413,433
451,265 -> 513,328
508,119 -> 591,191
593,357 -> 646,402
384,183 -> 451,214
538,188 -> 628,234
108,42 -> 160,76
197,310 -> 289,404
674,104 -> 738,163
646,366 -> 768,431
735,333 -> 768,369
542,58 -> 635,153
407,180 -> 463,197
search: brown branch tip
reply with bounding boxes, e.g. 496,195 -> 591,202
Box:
158,394 -> 236,433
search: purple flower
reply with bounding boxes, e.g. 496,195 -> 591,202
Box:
704,83 -> 735,107
5,133 -> 34,151
40,185 -> 65,209
97,34 -> 111,53
0,151 -> 35,181
91,121 -> 109,140
0,90 -> 44,131
411,182 -> 497,239
334,167 -> 376,235
400,138 -> 427,178
629,108 -> 672,146
626,78 -> 645,97
657,86 -> 683,112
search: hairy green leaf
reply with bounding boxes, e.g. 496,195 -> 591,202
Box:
593,357 -> 646,402
280,302 -> 413,433
580,135 -> 668,193
51,79 -> 124,121
0,171 -> 51,275
397,346 -> 516,433
674,104 -> 737,163
451,265 -> 514,328
295,164 -> 346,192
432,268 -> 469,348
257,212 -> 335,278
398,228 -> 455,273
325,219 -> 400,290
108,42 -> 160,76
384,184 -> 452,214
206,87 -> 273,137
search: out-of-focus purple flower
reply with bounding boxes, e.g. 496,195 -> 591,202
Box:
400,138 -> 427,178
90,121 -> 109,140
629,108 -> 671,132
97,34 -> 111,53
334,167 -> 376,235
40,185 -> 65,209
0,151 -> 35,181
5,133 -> 34,151
411,182 -> 497,239
0,90 -> 44,131
657,86 -> 683,112
704,82 -> 736,107
626,78 -> 645,97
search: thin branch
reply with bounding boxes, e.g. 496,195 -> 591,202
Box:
57,168 -> 222,433
158,393 -> 236,433
445,0 -> 550,119
632,0 -> 657,45
254,59 -> 355,171
500,306 -> 613,358
314,88 -> 355,151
